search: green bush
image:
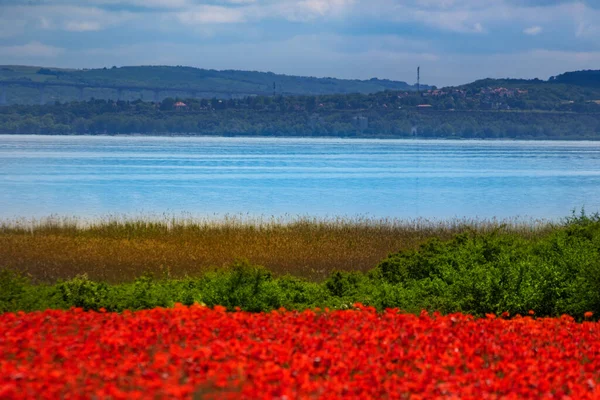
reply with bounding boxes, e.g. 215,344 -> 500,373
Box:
2,214 -> 600,319
197,260 -> 283,312
0,269 -> 30,313
372,213 -> 600,316
56,274 -> 111,310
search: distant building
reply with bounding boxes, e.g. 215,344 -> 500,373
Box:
174,101 -> 188,109
417,104 -> 433,108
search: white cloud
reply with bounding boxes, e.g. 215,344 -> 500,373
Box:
357,1 -> 493,34
91,0 -> 257,8
565,1 -> 599,38
4,0 -> 600,36
524,25 -> 542,35
176,5 -> 246,24
39,17 -> 53,30
360,0 -> 600,36
404,9 -> 487,33
0,41 -> 65,58
2,0 -> 600,86
173,0 -> 356,26
575,21 -> 598,37
121,0 -> 189,8
297,0 -> 355,16
0,5 -> 135,33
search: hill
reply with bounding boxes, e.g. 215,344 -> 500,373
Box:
1,68 -> 599,139
0,65 -> 429,105
550,70 -> 600,87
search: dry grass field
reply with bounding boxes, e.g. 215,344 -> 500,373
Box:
0,215 -> 553,283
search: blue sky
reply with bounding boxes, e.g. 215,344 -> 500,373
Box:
0,0 -> 599,86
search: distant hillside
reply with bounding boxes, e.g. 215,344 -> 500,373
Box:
1,67 -> 600,139
550,70 -> 600,87
2,68 -> 600,139
457,70 -> 600,91
0,65 -> 429,105
450,70 -> 600,111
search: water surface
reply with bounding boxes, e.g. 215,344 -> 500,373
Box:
1,135 -> 599,220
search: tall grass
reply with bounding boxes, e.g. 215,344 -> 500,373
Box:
0,214 -> 553,283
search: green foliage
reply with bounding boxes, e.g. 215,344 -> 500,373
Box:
0,65 -> 422,105
1,95 -> 599,138
197,260 -> 282,312
0,269 -> 30,313
0,269 -> 62,312
551,70 -> 600,87
3,214 -> 600,318
373,212 -> 600,316
2,67 -> 600,139
56,274 -> 111,310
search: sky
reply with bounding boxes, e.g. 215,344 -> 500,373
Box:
0,0 -> 599,87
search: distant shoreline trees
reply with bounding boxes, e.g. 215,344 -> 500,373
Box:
1,87 -> 600,139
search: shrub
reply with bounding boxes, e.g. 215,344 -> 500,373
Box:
2,215 -> 600,318
198,260 -> 284,312
0,269 -> 29,313
56,274 -> 110,311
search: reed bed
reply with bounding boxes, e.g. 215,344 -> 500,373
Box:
0,214 -> 554,283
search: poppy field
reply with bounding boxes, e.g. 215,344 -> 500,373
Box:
2,305 -> 600,399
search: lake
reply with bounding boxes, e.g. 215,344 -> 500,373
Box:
1,135 -> 599,221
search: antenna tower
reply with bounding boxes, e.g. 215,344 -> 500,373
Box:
417,66 -> 421,94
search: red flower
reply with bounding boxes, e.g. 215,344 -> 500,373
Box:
2,306 -> 600,399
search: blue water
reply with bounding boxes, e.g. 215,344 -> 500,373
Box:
1,135 -> 599,220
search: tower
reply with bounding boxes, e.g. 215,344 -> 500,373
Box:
417,66 -> 420,94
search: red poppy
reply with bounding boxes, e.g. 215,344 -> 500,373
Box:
2,306 -> 600,399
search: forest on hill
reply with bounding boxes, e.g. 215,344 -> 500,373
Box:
0,65 -> 427,105
1,69 -> 599,139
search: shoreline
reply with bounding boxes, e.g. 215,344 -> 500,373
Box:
2,133 -> 600,142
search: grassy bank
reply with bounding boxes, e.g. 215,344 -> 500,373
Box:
0,215 -> 549,283
2,213 -> 599,318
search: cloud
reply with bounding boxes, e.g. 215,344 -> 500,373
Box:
172,0 -> 356,26
0,41 -> 65,58
176,5 -> 246,24
358,0 -> 600,36
2,0 -> 600,86
0,4 -> 135,33
65,21 -> 104,32
358,1 -> 493,34
574,19 -> 598,38
524,25 -> 542,35
4,0 -> 599,36
297,0 -> 355,17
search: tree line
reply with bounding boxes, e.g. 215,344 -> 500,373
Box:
1,90 -> 599,139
